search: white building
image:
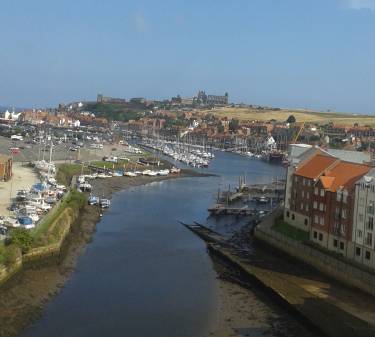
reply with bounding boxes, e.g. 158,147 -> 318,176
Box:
352,169 -> 375,269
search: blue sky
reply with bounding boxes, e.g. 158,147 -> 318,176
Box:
0,0 -> 375,113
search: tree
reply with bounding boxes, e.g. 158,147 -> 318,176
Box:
286,115 -> 296,123
11,228 -> 34,253
229,119 -> 240,132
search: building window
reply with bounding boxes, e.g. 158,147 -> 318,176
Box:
357,230 -> 363,238
342,209 -> 347,219
340,242 -> 345,250
291,214 -> 295,220
333,239 -> 338,247
319,217 -> 325,226
302,190 -> 305,198
314,215 -> 319,224
365,251 -> 371,260
336,193 -> 341,202
300,203 -> 304,211
304,218 -> 308,226
319,203 -> 324,211
367,232 -> 372,245
356,247 -> 361,256
306,192 -> 310,199
319,233 -> 323,241
306,204 -> 309,212
286,211 -> 290,218
307,180 -> 311,186
320,189 -> 325,197
313,231 -> 317,239
343,192 -> 348,204
303,178 -> 306,186
358,214 -> 364,223
367,204 -> 375,215
367,217 -> 374,230
313,201 -> 317,209
314,187 -> 318,196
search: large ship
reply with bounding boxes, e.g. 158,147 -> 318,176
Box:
261,150 -> 284,164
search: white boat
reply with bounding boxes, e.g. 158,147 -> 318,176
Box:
100,198 -> 111,209
124,171 -> 137,177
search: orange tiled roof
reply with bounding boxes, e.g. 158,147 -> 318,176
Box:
319,161 -> 370,192
295,154 -> 337,179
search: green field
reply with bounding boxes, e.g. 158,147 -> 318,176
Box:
208,107 -> 375,126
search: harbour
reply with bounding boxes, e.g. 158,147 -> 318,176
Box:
10,150 -> 319,337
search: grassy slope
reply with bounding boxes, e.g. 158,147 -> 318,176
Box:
208,107 -> 375,126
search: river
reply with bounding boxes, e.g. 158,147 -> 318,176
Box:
20,151 -> 286,337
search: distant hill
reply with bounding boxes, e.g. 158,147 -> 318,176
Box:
84,102 -> 145,122
208,107 -> 375,126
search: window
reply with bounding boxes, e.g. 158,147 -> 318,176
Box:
313,231 -> 317,239
319,203 -> 324,211
306,192 -> 310,199
291,214 -> 295,220
319,217 -> 325,226
365,233 -> 373,246
306,204 -> 309,212
304,218 -> 308,226
303,178 -> 306,186
314,187 -> 318,196
300,203 -> 304,211
358,214 -> 364,223
356,247 -> 361,256
365,251 -> 371,260
313,201 -> 317,209
344,193 -> 349,203
340,225 -> 346,235
320,189 -> 325,197
333,239 -> 338,247
307,180 -> 311,186
340,242 -> 345,250
314,215 -> 319,224
302,190 -> 305,198
336,193 -> 341,202
319,233 -> 323,241
367,204 -> 375,215
342,209 -> 347,219
367,217 -> 374,230
286,211 -> 290,218
357,230 -> 363,238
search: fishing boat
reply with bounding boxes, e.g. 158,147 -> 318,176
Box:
100,198 -> 111,209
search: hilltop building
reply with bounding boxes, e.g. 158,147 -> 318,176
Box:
197,91 -> 229,106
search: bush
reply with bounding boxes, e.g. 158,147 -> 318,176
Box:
66,190 -> 87,210
11,228 -> 34,254
0,245 -> 5,265
4,244 -> 21,267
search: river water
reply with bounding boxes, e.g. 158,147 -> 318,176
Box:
20,151 -> 285,337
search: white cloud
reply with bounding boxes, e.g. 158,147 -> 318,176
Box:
343,0 -> 375,10
134,13 -> 149,33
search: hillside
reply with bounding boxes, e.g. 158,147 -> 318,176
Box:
84,102 -> 144,122
207,107 -> 375,126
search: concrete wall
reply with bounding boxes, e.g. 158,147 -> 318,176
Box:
255,225 -> 375,297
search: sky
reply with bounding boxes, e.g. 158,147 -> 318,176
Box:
0,0 -> 375,113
